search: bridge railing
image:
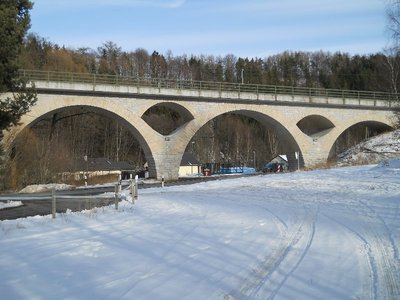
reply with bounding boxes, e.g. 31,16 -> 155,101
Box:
19,69 -> 398,106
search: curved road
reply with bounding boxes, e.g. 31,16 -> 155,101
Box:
0,185 -> 125,221
0,175 -> 254,220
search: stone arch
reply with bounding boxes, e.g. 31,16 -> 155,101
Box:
297,114 -> 335,137
141,101 -> 194,135
327,120 -> 394,160
167,107 -> 304,175
142,102 -> 194,123
2,96 -> 162,179
232,109 -> 301,152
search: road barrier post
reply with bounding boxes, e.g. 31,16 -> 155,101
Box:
132,184 -> 136,204
130,180 -> 136,204
52,189 -> 56,219
114,184 -> 118,210
134,175 -> 138,200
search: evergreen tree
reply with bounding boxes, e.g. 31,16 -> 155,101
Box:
0,0 -> 37,189
1,0 -> 37,131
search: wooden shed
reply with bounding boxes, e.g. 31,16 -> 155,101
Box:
179,152 -> 201,177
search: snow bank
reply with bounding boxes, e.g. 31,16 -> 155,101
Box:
0,201 -> 23,210
19,183 -> 74,193
371,159 -> 400,171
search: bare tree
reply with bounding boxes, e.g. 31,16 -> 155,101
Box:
133,48 -> 150,78
386,1 -> 400,126
97,41 -> 122,75
387,0 -> 400,47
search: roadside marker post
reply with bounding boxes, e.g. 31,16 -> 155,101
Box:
117,174 -> 122,193
134,175 -> 138,200
114,184 -> 119,210
51,189 -> 56,219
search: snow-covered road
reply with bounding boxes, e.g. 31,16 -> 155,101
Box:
0,162 -> 399,299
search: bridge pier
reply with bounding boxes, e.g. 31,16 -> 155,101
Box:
152,153 -> 182,181
285,152 -> 304,171
297,135 -> 336,170
147,134 -> 184,181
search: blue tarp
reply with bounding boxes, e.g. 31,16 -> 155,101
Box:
219,167 -> 256,174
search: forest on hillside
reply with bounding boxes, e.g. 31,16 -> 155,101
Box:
20,34 -> 400,92
5,34 -> 399,189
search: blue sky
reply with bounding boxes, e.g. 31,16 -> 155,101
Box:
30,0 -> 389,57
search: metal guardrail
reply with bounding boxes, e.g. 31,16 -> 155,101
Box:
19,69 -> 399,107
0,182 -> 139,220
0,188 -> 123,220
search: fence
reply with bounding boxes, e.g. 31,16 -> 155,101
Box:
0,181 -> 139,220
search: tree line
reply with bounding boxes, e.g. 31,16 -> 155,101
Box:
19,34 -> 400,93
1,0 -> 37,190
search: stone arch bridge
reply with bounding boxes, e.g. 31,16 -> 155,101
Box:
2,70 -> 398,180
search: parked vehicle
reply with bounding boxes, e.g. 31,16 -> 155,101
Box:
262,162 -> 284,173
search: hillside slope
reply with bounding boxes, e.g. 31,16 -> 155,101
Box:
337,129 -> 400,166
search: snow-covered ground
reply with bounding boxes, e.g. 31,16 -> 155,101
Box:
337,129 -> 400,166
0,161 -> 399,299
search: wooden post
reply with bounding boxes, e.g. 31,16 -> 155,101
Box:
52,189 -> 56,219
130,179 -> 136,204
132,184 -> 136,204
134,175 -> 138,200
130,179 -> 133,194
115,184 -> 118,210
129,174 -> 134,201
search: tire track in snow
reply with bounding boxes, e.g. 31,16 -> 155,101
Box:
373,232 -> 400,299
118,196 -> 213,299
258,205 -> 288,232
359,200 -> 399,261
225,208 -> 317,300
321,213 -> 377,300
223,204 -> 295,299
267,220 -> 316,300
335,197 -> 400,300
358,201 -> 400,299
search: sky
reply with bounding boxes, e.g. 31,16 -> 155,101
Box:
29,0 -> 389,58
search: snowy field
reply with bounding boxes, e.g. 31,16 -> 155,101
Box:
0,162 -> 399,299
